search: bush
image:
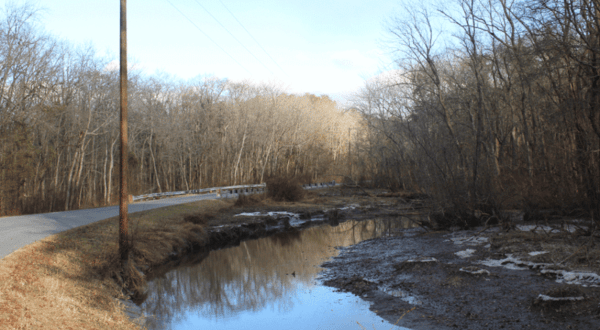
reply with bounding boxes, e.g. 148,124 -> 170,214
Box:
266,176 -> 305,202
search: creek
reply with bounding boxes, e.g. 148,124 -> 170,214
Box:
135,217 -> 416,330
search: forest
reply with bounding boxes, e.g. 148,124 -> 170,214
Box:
0,4 -> 360,216
1,0 -> 600,224
351,0 -> 600,224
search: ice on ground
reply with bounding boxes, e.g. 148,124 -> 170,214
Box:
529,251 -> 548,256
339,204 -> 360,211
455,249 -> 476,258
234,211 -> 310,228
406,257 -> 437,263
479,254 -> 536,270
289,218 -> 307,227
235,212 -> 262,217
445,235 -> 488,246
234,211 -> 299,218
517,224 -> 586,233
267,211 -> 299,217
378,286 -> 422,305
460,267 -> 490,275
480,254 -> 600,287
541,269 -> 600,287
537,294 -> 584,301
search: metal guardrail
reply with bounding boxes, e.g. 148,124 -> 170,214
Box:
132,183 -> 266,201
132,181 -> 337,202
302,181 -> 337,189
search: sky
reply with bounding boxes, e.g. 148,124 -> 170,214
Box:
14,0 -> 406,103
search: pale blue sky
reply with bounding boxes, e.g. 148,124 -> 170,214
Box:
15,0 -> 405,102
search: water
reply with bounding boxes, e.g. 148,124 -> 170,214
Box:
137,217 -> 416,330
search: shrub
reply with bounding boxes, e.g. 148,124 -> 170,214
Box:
265,176 -> 305,202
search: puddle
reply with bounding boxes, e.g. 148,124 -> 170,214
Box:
137,217 -> 416,329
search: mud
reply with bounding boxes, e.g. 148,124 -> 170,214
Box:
319,226 -> 600,329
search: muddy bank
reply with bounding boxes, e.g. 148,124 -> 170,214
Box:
138,200 -> 398,278
319,225 -> 600,330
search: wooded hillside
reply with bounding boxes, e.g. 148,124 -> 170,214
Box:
3,0 -> 598,222
0,4 -> 360,216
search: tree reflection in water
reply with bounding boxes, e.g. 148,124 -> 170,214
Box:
139,217 -> 415,330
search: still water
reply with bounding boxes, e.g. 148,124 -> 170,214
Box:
138,218 -> 415,330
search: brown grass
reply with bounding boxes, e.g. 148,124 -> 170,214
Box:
0,198 -> 231,329
183,213 -> 215,225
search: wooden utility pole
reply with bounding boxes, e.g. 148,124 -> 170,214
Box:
119,0 -> 129,273
348,128 -> 351,181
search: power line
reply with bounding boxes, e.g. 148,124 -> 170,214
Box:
163,0 -> 252,76
192,0 -> 275,76
218,0 -> 288,76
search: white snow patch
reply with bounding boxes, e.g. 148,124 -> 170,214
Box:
541,269 -> 600,287
455,249 -> 476,258
480,254 -> 600,287
289,218 -> 307,227
234,211 -> 309,227
460,267 -> 490,275
446,235 -> 488,246
517,224 -> 585,233
267,211 -> 299,217
339,204 -> 360,211
537,294 -> 584,302
235,212 -> 262,217
234,211 -> 299,218
529,251 -> 548,256
478,254 -> 535,270
406,257 -> 437,263
516,225 -> 555,232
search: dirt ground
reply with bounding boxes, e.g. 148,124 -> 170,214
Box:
318,199 -> 600,329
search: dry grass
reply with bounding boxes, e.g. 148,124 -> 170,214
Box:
0,198 -> 232,329
0,233 -> 136,329
233,193 -> 267,207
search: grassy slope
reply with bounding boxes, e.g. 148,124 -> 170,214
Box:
0,198 -> 231,329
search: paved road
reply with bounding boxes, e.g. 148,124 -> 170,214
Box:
0,192 -> 229,260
